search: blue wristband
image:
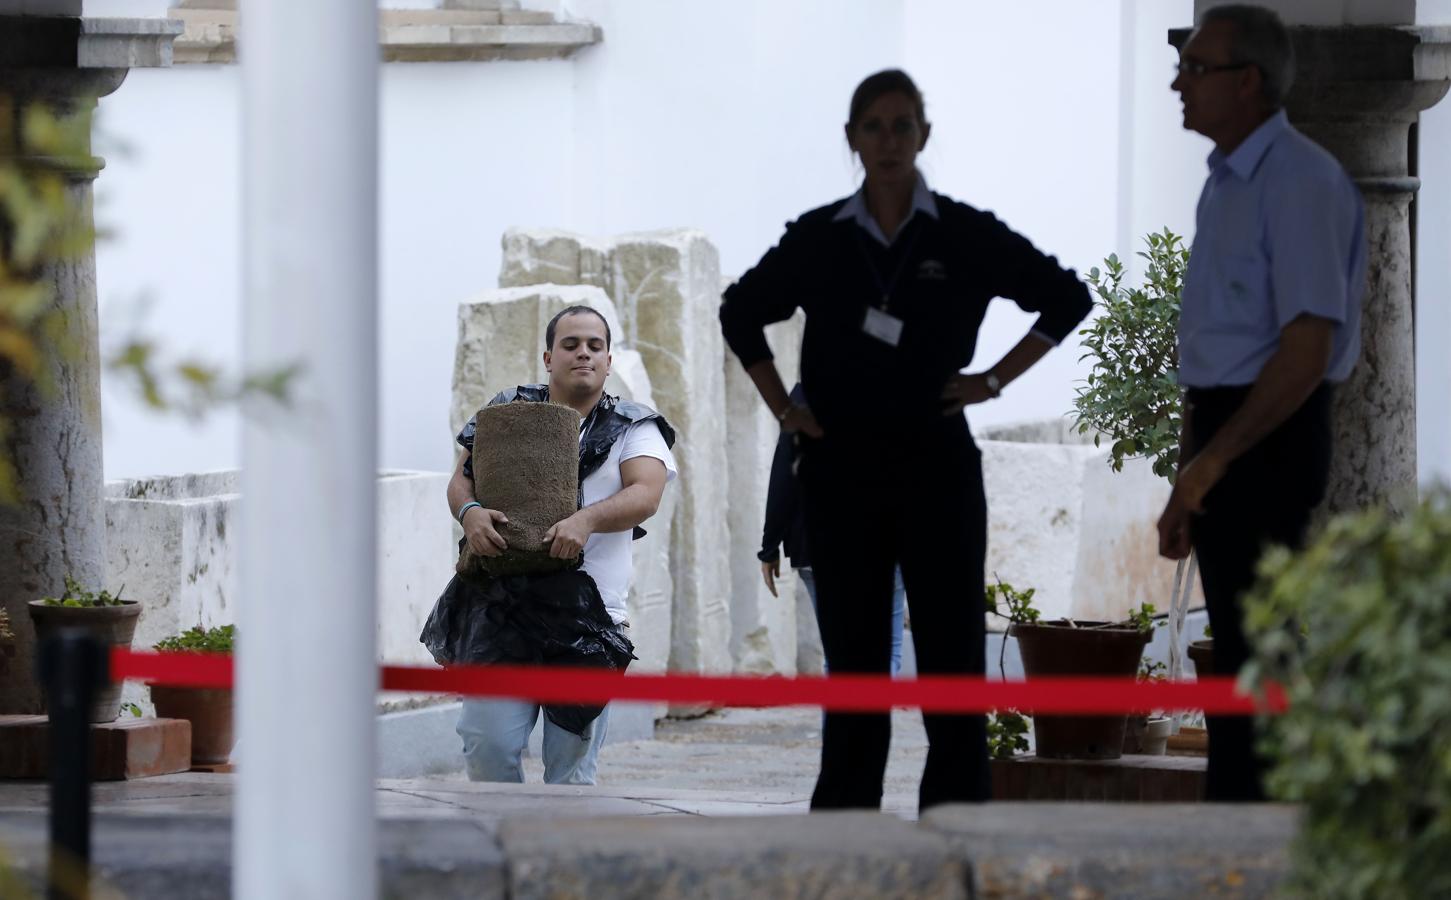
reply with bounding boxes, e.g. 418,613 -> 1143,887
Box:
457,501 -> 482,524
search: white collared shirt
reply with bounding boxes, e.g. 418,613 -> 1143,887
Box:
831,171 -> 939,247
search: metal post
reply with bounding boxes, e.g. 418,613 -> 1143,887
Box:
38,629 -> 106,900
235,0 -> 380,897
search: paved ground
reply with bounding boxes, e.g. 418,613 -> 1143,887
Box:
487,706 -> 930,816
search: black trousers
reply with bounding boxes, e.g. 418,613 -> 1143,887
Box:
1188,383 -> 1332,802
799,434 -> 991,811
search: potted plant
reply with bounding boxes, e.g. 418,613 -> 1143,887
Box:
1072,230 -> 1200,684
26,575 -> 141,722
149,624 -> 236,765
1242,492 -> 1451,897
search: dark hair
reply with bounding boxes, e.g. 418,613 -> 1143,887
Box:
847,69 -> 927,131
1198,4 -> 1295,108
545,305 -> 611,351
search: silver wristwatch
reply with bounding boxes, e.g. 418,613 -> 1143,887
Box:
984,372 -> 1002,398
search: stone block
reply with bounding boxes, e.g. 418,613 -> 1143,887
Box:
104,470 -> 454,715
498,813 -> 968,900
990,753 -> 1205,802
450,283 -> 624,441
495,230 -> 733,680
922,802 -> 1295,899
451,285 -> 676,690
723,303 -> 804,675
498,229 -> 612,295
0,715 -> 192,781
609,231 -> 732,678
977,421 -> 1187,625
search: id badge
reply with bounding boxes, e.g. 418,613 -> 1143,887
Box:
862,307 -> 904,347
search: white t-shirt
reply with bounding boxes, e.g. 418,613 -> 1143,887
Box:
580,419 -> 677,624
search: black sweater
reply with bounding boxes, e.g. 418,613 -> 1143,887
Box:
720,193 -> 1093,441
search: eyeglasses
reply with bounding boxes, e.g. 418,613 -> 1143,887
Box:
1175,59 -> 1253,78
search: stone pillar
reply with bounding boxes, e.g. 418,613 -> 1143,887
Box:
0,16 -> 180,714
1170,25 -> 1451,515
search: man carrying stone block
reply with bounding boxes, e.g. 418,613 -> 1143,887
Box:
422,306 -> 677,784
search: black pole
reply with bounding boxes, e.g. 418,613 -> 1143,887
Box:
37,628 -> 107,900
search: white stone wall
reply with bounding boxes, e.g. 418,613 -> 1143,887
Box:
978,419 -> 1199,627
104,469 -> 455,709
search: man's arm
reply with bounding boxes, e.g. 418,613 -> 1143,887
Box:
544,456 -> 669,560
447,449 -> 510,558
1157,314 -> 1334,559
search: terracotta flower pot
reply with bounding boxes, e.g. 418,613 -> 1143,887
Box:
149,683 -> 234,765
1188,639 -> 1215,677
26,600 -> 141,723
1009,620 -> 1151,760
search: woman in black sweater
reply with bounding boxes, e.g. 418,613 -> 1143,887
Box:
719,69 -> 1092,811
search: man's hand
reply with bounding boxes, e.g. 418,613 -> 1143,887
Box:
761,559 -> 781,598
544,510 -> 594,560
780,404 -> 824,438
940,373 -> 996,416
1156,452 -> 1226,559
462,507 -> 509,558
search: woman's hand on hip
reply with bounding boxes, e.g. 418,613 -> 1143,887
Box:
940,373 -> 995,416
780,404 -> 824,438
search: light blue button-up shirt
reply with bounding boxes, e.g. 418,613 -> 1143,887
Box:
1178,110 -> 1366,388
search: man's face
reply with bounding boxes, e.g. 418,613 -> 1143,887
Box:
1172,20 -> 1260,139
544,312 -> 611,396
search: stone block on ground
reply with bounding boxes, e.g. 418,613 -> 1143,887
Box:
498,813 -> 967,900
922,802 -> 1295,899
722,305 -> 804,675
450,283 -> 624,440
977,422 -> 1186,625
609,231 -> 732,680
0,715 -> 191,780
990,753 -> 1205,802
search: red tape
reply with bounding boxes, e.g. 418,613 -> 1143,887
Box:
110,648 -> 1286,715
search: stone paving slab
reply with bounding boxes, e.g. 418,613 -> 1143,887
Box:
922,802 -> 1297,899
498,812 -> 969,900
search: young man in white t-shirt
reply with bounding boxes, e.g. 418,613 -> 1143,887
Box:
443,306 -> 677,784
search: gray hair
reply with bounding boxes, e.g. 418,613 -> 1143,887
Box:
1199,4 -> 1296,109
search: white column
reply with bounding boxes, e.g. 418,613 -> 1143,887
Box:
236,0 -> 379,897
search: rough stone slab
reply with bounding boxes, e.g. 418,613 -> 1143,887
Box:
498,229 -> 614,309
499,813 -> 968,900
451,284 -> 624,440
723,304 -> 804,675
923,802 -> 1295,899
610,231 -> 733,681
0,811 -> 508,899
0,715 -> 191,781
991,754 -> 1205,803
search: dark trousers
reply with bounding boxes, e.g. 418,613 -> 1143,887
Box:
1188,384 -> 1332,802
799,436 -> 991,811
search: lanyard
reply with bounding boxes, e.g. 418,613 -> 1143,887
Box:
853,218 -> 923,314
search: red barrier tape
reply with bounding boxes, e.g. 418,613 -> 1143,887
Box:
110,648 -> 1287,715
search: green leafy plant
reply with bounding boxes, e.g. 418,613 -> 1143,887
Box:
154,624 -> 235,655
1138,659 -> 1166,682
1242,492 -> 1451,899
39,573 -> 126,607
120,701 -> 142,717
985,577 -> 1038,759
1124,602 -> 1162,634
1072,229 -> 1189,481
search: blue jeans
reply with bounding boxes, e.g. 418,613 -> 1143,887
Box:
456,698 -> 609,784
799,565 -> 906,675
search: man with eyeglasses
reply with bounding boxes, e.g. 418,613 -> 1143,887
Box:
1157,4 -> 1365,802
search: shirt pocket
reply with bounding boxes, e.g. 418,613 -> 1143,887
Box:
1216,252 -> 1274,329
